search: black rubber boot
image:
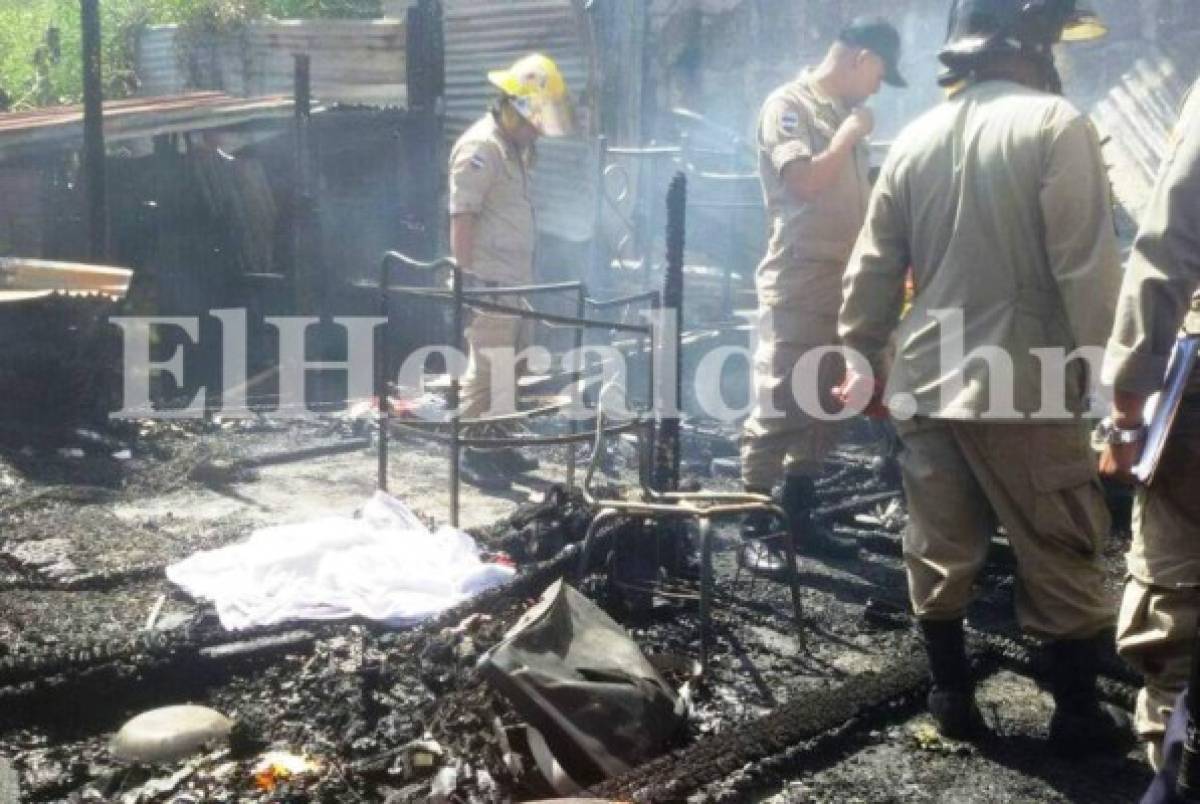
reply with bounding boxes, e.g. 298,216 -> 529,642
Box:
1046,637 -> 1133,756
921,619 -> 985,740
460,448 -> 511,492
781,475 -> 858,560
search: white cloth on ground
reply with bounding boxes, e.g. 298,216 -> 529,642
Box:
166,492 -> 514,630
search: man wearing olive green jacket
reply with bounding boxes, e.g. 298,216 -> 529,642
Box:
1100,77 -> 1200,769
838,0 -> 1129,755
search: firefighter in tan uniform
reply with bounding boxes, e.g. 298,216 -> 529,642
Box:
739,17 -> 906,571
1100,78 -> 1200,769
837,0 -> 1131,754
448,54 -> 572,491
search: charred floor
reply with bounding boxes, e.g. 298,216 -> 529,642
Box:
0,418 -> 1151,803
3,2 -> 1196,803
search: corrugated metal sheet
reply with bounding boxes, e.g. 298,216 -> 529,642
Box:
136,25 -> 187,97
444,0 -> 598,242
137,25 -> 247,99
136,20 -> 407,107
0,93 -> 294,159
244,20 -> 407,106
0,168 -> 43,255
1088,52 -> 1192,220
381,0 -> 408,18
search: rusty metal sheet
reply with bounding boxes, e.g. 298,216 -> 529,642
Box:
0,92 -> 294,160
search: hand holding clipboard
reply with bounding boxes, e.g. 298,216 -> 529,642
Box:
1134,334 -> 1200,485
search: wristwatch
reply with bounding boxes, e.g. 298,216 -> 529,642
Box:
1091,417 -> 1147,449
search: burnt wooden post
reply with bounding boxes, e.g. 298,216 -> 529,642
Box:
80,0 -> 108,262
377,256 -> 392,492
653,172 -> 686,492
291,54 -> 320,313
406,0 -> 444,258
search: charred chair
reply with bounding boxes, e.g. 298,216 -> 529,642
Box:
575,403 -> 805,671
374,251 -> 653,525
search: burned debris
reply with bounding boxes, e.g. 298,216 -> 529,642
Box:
0,415 -> 1153,802
3,1 -> 1200,803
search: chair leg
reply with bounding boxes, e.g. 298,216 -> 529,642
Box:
698,516 -> 714,674
778,504 -> 805,651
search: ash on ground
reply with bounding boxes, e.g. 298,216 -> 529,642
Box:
0,419 -> 1149,803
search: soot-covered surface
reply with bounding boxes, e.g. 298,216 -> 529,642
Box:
0,420 -> 1150,803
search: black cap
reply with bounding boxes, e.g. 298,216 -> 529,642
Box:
839,17 -> 907,88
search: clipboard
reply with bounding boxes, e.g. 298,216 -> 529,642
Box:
1134,333 -> 1200,485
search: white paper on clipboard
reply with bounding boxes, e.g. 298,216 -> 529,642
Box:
1134,334 -> 1200,485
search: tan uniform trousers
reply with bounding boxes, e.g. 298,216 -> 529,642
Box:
1115,391 -> 1200,765
740,304 -> 846,490
896,417 -> 1114,640
461,305 -> 529,423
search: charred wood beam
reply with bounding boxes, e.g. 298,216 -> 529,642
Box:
404,0 -> 443,257
237,438 -> 372,470
590,648 -> 930,801
378,257 -> 393,491
405,0 -> 444,115
291,54 -> 320,312
80,0 -> 108,262
0,563 -> 164,594
199,630 -> 315,662
652,173 -> 686,493
814,490 -> 902,520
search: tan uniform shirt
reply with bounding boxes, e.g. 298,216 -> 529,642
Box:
839,80 -> 1122,418
756,70 -> 871,311
1102,79 -> 1200,395
448,114 -> 536,286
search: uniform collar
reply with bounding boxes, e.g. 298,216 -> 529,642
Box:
951,79 -> 1041,100
486,112 -> 531,167
797,69 -> 851,118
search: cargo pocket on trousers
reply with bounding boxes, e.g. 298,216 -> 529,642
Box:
1030,459 -> 1108,559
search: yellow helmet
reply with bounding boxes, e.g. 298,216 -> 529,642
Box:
488,53 -> 573,138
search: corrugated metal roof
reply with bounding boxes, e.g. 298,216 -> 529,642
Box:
136,21 -> 407,108
0,92 -> 295,159
444,0 -> 598,242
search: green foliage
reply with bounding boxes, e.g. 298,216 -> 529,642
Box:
0,0 -> 382,110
